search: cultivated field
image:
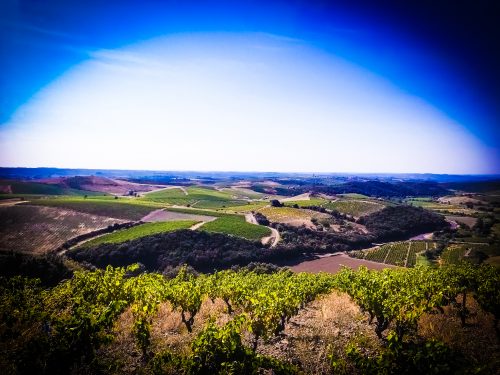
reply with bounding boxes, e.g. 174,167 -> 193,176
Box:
351,241 -> 434,267
0,179 -> 100,196
143,186 -> 248,208
141,209 -> 216,223
445,215 -> 478,228
80,220 -> 198,248
24,198 -> 159,220
0,205 -> 124,253
290,253 -> 397,273
323,199 -> 385,217
256,206 -> 330,227
200,215 -> 271,241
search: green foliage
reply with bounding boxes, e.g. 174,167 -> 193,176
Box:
342,333 -> 464,375
1,263 -> 498,373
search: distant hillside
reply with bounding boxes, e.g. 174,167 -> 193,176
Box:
0,179 -> 99,196
36,176 -> 163,195
263,180 -> 450,198
443,180 -> 500,193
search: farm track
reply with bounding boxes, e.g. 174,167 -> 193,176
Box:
244,212 -> 280,247
190,221 -> 208,230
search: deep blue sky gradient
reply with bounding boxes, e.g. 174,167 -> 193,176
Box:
1,0 -> 499,156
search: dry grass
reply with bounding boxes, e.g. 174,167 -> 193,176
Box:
100,297 -> 231,374
256,291 -> 379,374
418,297 -> 500,372
98,292 -> 499,374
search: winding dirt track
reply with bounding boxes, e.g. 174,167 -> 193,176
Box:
244,212 -> 280,247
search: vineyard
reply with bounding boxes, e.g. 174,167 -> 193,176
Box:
441,244 -> 468,265
25,198 -> 160,220
1,263 -> 498,374
0,205 -> 123,253
256,206 -> 330,224
143,186 -> 249,209
283,198 -> 328,207
79,220 -> 199,248
352,241 -> 434,267
323,199 -> 385,217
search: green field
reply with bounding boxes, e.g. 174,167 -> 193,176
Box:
323,199 -> 385,217
24,198 -> 159,220
283,198 -> 327,207
142,186 -> 248,208
338,193 -> 370,199
220,187 -> 264,199
80,220 -> 198,248
165,207 -> 228,217
200,215 -> 271,241
222,201 -> 269,213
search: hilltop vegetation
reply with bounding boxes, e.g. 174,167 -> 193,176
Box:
359,205 -> 448,241
68,230 -> 285,272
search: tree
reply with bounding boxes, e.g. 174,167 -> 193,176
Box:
270,199 -> 282,207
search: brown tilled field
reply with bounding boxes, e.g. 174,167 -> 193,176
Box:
290,253 -> 397,273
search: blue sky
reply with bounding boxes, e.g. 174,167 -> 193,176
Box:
1,0 -> 499,173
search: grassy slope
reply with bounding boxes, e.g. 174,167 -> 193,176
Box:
283,198 -> 327,207
80,220 -> 198,248
200,215 -> 271,241
165,207 -> 271,240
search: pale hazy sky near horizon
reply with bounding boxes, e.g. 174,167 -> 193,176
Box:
0,33 -> 496,174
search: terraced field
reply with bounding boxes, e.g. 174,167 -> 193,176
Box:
80,220 -> 198,248
24,198 -> 159,220
323,199 -> 385,217
0,205 -> 123,253
143,186 -> 248,208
